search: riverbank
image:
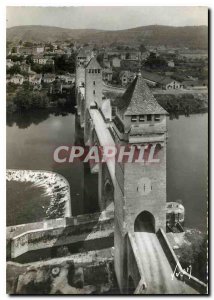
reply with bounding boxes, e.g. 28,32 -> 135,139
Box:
103,85 -> 208,115
6,170 -> 71,225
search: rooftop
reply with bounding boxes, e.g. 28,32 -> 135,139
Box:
116,74 -> 167,115
86,57 -> 102,70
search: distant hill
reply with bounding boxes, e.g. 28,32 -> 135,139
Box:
6,25 -> 208,49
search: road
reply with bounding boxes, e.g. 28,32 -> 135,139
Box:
102,82 -> 208,96
134,221 -> 198,294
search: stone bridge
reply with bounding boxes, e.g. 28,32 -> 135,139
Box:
74,51 -> 207,294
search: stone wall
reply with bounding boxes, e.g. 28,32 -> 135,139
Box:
9,212 -> 114,260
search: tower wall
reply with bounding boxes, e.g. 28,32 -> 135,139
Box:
85,68 -> 103,109
114,113 -> 167,292
76,66 -> 85,90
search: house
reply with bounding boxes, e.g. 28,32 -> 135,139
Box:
9,74 -> 24,85
54,49 -> 65,55
20,63 -> 31,73
29,74 -> 42,85
18,47 -> 34,56
168,60 -> 175,68
43,73 -> 56,84
35,47 -> 45,54
103,54 -> 111,68
178,49 -> 208,60
6,59 -> 14,68
158,78 -> 184,90
141,51 -> 150,61
33,55 -> 48,65
119,71 -> 136,86
102,68 -> 113,82
6,48 -> 11,56
57,73 -> 75,84
111,57 -> 121,68
141,70 -> 183,89
141,71 -> 163,87
120,50 -> 141,61
46,58 -> 55,65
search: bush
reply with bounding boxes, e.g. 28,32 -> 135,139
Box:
179,232 -> 207,283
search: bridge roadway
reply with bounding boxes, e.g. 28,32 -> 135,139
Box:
134,222 -> 198,294
89,108 -> 115,184
88,108 -> 199,294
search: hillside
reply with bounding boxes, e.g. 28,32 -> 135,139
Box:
6,26 -> 102,43
7,25 -> 208,49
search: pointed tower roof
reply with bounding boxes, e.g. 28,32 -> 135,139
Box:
117,74 -> 167,115
86,57 -> 102,70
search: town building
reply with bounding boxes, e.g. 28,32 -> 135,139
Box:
167,60 -> 175,68
20,63 -> 31,73
111,57 -> 121,68
57,73 -> 75,84
6,59 -> 14,68
102,68 -> 113,82
33,56 -> 48,65
158,78 -> 184,90
43,73 -> 56,84
8,74 -> 24,85
35,46 -> 45,54
119,70 -> 136,86
141,71 -> 183,89
46,58 -> 55,65
29,74 -> 42,85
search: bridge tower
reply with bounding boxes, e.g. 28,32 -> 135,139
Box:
75,48 -> 92,90
75,49 -> 92,118
112,73 -> 168,292
85,57 -> 103,109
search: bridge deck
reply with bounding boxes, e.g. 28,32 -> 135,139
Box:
134,229 -> 198,294
89,109 -> 115,184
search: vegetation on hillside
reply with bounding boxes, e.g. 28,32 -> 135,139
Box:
7,25 -> 208,49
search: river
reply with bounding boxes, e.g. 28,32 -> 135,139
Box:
6,111 -> 208,231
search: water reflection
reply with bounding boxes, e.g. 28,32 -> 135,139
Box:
7,107 -> 76,129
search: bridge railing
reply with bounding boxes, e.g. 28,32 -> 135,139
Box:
127,232 -> 147,294
157,228 -> 207,294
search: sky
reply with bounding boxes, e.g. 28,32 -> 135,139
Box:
6,6 -> 208,30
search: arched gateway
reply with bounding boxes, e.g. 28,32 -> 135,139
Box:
134,211 -> 155,233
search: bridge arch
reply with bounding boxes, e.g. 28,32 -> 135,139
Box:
134,211 -> 155,233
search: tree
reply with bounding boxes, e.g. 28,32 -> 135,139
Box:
54,54 -> 76,74
7,55 -> 24,62
13,89 -> 49,111
42,64 -> 55,74
144,52 -> 167,69
11,47 -> 17,54
7,65 -> 21,75
31,63 -> 43,74
139,44 -> 147,53
26,55 -> 34,65
179,232 -> 207,283
23,41 -> 34,48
